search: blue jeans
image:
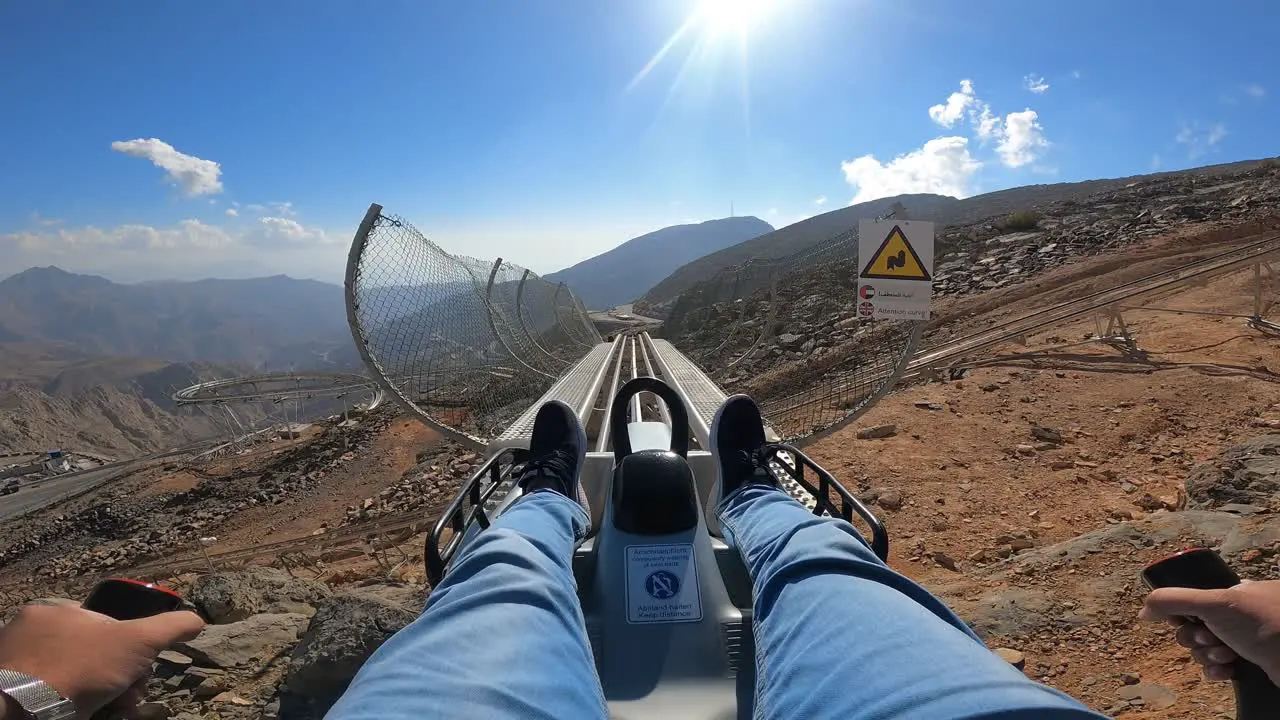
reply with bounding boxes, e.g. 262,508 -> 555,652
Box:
328,487 -> 1105,719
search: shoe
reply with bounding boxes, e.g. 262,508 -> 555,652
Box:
517,400 -> 588,504
710,395 -> 779,505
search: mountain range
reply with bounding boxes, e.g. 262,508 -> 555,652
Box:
0,267 -> 352,370
543,216 -> 774,310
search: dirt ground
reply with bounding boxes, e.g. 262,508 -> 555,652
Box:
799,230 -> 1278,717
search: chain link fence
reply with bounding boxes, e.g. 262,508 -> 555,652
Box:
345,204 -> 601,448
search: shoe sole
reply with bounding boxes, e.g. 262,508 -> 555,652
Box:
546,399 -> 588,503
708,394 -> 748,510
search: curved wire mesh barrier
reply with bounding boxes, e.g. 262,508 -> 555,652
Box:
661,224 -> 921,444
345,204 -> 601,447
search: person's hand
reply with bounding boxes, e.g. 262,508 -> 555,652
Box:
1141,580 -> 1280,684
0,603 -> 203,718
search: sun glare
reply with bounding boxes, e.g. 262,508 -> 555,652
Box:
626,0 -> 788,117
697,0 -> 775,38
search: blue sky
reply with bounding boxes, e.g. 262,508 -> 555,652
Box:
1,0 -> 1276,283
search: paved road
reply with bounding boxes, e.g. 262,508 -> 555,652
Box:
0,446 -> 204,523
0,462 -> 139,522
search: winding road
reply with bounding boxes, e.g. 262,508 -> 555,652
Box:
0,447 -> 203,523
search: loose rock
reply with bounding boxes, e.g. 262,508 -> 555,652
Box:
857,424 -> 897,440
176,613 -> 309,668
281,594 -> 416,719
993,647 -> 1026,670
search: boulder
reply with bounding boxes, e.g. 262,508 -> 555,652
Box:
857,424 -> 897,440
776,333 -> 803,348
189,567 -> 331,623
1185,434 -> 1280,510
1116,682 -> 1177,710
176,613 -> 309,668
993,647 -> 1026,670
875,488 -> 903,511
281,594 -> 416,719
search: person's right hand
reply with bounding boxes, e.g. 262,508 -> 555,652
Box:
1141,580 -> 1280,684
0,603 -> 204,718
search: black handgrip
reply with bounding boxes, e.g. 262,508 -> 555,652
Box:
83,578 -> 185,620
82,579 -> 188,720
1141,549 -> 1280,720
609,377 -> 689,460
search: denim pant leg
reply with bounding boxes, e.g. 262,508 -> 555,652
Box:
717,485 -> 1106,720
326,490 -> 608,720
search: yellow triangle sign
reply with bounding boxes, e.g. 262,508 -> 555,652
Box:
860,225 -> 931,281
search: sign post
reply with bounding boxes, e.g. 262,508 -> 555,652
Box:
857,220 -> 935,321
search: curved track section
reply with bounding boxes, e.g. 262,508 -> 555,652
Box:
345,203 -> 601,449
173,372 -> 383,408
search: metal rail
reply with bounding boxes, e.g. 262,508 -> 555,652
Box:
635,333 -> 672,427
906,232 -> 1280,376
173,372 -> 383,406
595,335 -> 629,452
627,338 -> 642,423
642,333 -> 721,448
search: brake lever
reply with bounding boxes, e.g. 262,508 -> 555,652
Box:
1142,549 -> 1280,720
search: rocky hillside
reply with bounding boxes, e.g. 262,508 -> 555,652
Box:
640,157 -> 1275,310
665,160 -> 1280,388
544,216 -> 774,310
0,343 -> 256,455
0,384 -> 217,455
0,267 -> 352,369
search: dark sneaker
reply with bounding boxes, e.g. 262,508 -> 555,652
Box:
710,395 -> 779,505
517,400 -> 588,504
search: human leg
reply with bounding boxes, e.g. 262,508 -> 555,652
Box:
327,402 -> 607,720
711,396 -> 1105,719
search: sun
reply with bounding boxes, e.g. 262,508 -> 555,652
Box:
696,0 -> 775,38
625,0 -> 786,95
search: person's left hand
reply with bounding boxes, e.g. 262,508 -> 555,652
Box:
0,603 -> 204,718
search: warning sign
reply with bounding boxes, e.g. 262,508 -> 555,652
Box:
625,543 -> 702,624
861,225 -> 932,280
858,220 -> 934,320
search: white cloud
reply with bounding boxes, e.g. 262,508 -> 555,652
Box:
28,212 -> 63,227
814,195 -> 828,206
110,138 -> 223,197
224,208 -> 239,218
1208,122 -> 1228,146
841,136 -> 982,203
997,110 -> 1050,168
245,204 -> 266,214
1023,74 -> 1050,94
1176,121 -> 1228,159
258,216 -> 337,243
1244,83 -> 1266,99
928,80 -> 1050,167
269,201 -> 297,217
973,104 -> 1001,143
1150,153 -> 1162,171
0,217 -> 346,282
928,79 -> 976,128
1071,70 -> 1082,80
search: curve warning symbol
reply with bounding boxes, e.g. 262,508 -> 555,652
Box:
860,225 -> 932,281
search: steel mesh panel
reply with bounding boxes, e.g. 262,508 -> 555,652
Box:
346,206 -> 600,446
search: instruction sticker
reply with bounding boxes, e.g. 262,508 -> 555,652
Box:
625,544 -> 702,624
